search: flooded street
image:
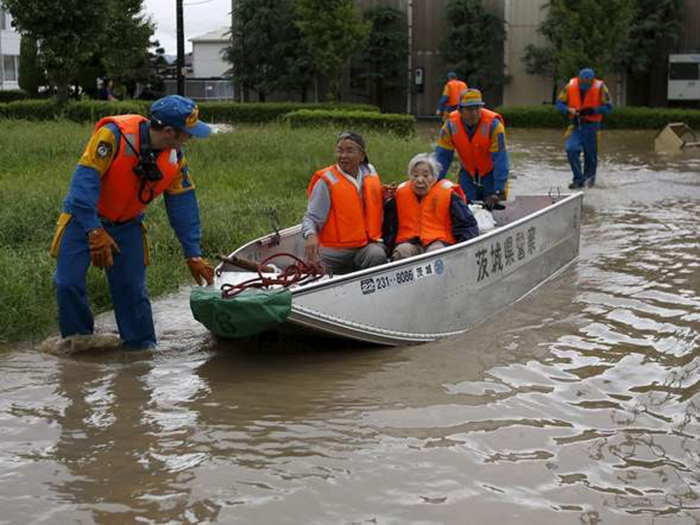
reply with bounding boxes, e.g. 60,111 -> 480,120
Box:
1,129 -> 699,524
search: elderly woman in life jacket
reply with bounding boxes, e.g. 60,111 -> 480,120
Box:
302,131 -> 388,275
383,153 -> 479,261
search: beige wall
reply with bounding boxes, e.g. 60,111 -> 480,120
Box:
355,0 -> 505,115
502,0 -> 552,106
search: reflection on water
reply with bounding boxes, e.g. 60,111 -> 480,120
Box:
1,130 -> 699,524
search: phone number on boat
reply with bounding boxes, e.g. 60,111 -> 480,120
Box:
359,260 -> 443,295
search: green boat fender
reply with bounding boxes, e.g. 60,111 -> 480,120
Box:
190,286 -> 292,338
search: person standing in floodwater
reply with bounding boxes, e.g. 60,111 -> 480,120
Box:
556,68 -> 613,189
436,72 -> 467,122
435,88 -> 510,211
50,95 -> 215,350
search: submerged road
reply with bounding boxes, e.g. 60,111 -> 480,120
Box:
1,129 -> 698,524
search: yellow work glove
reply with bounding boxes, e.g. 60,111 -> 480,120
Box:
187,256 -> 214,286
88,228 -> 120,269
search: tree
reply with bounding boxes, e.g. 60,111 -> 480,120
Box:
549,0 -> 636,79
18,36 -> 46,97
98,0 -> 155,98
273,3 -> 318,102
1,0 -> 105,103
522,0 -> 636,101
623,0 -> 683,105
295,0 -> 370,101
357,6 -> 408,111
439,0 -> 506,97
2,0 -> 154,102
224,0 -> 288,102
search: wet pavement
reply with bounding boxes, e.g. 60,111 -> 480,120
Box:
1,129 -> 699,524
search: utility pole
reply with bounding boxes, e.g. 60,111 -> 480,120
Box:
0,9 -> 5,90
406,0 -> 413,115
176,0 -> 185,95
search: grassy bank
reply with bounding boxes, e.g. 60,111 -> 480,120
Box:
0,120 -> 432,344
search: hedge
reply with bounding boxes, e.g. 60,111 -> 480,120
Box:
0,89 -> 29,103
4,98 -> 699,131
0,99 -> 380,124
498,105 -> 700,130
199,101 -> 379,123
63,100 -> 150,122
284,109 -> 415,137
2,99 -> 60,120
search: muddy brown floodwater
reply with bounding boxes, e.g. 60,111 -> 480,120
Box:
1,129 -> 699,524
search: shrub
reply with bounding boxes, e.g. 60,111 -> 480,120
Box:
0,89 -> 29,103
2,99 -> 59,120
198,101 -> 380,123
497,105 -> 700,130
284,109 -> 415,137
63,100 -> 150,123
0,99 -> 381,124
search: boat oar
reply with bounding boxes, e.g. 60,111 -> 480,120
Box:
217,254 -> 276,273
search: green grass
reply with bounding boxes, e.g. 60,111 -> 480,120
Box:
0,120 -> 433,344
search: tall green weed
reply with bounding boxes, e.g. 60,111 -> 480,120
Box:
0,120 -> 431,343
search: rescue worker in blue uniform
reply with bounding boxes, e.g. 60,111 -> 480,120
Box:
51,95 -> 215,349
435,88 -> 510,210
556,68 -> 613,188
436,72 -> 467,121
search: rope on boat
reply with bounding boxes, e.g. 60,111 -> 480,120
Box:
220,253 -> 325,299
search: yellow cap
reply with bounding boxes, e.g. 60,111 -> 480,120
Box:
459,88 -> 485,108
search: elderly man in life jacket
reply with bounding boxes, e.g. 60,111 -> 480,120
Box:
51,95 -> 215,350
302,131 -> 388,275
556,68 -> 613,189
436,72 -> 468,122
383,153 -> 479,261
435,88 -> 510,211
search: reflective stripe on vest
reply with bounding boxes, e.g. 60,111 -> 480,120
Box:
567,77 -> 604,123
450,108 -> 501,177
396,179 -> 458,246
446,79 -> 468,107
95,115 -> 181,222
307,164 -> 383,249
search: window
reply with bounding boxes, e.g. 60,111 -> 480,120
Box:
3,55 -> 18,82
669,62 -> 700,81
0,9 -> 5,30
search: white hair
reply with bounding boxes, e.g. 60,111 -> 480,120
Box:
407,153 -> 441,179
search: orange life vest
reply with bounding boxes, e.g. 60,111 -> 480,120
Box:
446,79 -> 468,107
449,108 -> 502,178
396,179 -> 464,246
567,77 -> 604,123
307,164 -> 383,249
95,115 -> 182,222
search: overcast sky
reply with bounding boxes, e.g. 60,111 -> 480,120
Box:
143,0 -> 231,55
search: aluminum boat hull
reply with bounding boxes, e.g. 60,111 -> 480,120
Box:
215,193 -> 582,346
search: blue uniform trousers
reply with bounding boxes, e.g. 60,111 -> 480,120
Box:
459,170 -> 495,202
566,122 -> 600,185
54,218 -> 156,349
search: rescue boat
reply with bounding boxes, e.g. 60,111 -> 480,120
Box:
190,193 -> 583,346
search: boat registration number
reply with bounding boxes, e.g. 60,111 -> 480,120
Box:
359,260 -> 443,295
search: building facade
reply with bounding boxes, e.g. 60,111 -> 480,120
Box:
222,0 -> 700,112
190,28 -> 230,78
0,8 -> 21,91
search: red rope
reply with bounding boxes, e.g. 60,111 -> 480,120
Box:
220,253 -> 325,298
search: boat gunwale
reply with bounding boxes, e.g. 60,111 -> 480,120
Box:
218,192 -> 583,296
212,192 -> 583,345
289,191 -> 583,296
